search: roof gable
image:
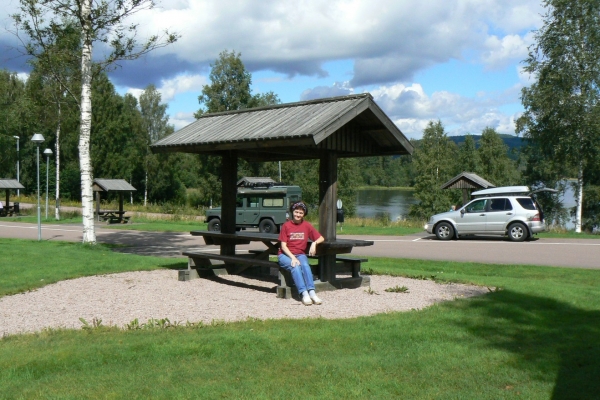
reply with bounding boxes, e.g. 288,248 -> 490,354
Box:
151,94 -> 413,161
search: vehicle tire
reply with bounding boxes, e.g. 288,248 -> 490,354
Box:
259,219 -> 277,233
207,219 -> 221,232
435,222 -> 454,241
508,222 -> 527,242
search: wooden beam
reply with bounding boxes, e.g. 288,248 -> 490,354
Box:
220,151 -> 238,256
318,152 -> 338,283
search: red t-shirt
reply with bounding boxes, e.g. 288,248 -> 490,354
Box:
278,220 -> 321,256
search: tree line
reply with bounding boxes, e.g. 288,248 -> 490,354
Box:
2,0 -> 599,235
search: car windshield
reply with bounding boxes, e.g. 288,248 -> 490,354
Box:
516,197 -> 536,210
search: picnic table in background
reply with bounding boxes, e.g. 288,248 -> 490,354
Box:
0,179 -> 24,217
93,179 -> 136,224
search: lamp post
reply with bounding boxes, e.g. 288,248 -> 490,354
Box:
44,148 -> 53,219
31,133 -> 45,241
13,136 -> 19,196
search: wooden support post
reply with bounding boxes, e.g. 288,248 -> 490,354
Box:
5,190 -> 9,210
462,188 -> 469,207
220,151 -> 238,256
95,191 -> 101,221
118,193 -> 124,222
318,152 -> 338,283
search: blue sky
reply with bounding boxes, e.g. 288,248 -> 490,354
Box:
0,0 -> 545,139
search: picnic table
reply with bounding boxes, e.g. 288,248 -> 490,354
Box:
184,230 -> 374,298
95,210 -> 130,224
0,203 -> 19,217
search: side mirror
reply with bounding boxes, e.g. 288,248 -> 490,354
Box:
460,208 -> 465,215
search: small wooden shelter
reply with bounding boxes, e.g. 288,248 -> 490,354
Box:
0,179 -> 25,216
92,179 -> 136,223
151,93 -> 413,288
441,172 -> 495,206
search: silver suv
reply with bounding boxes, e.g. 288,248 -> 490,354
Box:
424,186 -> 556,242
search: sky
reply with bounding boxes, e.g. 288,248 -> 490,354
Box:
0,0 -> 545,140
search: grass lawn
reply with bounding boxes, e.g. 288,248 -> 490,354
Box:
1,239 -> 599,398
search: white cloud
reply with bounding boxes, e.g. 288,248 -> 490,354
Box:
371,82 -> 521,138
157,74 -> 207,102
124,0 -> 544,86
481,31 -> 535,70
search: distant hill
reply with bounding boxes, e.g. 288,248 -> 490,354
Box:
448,134 -> 523,150
448,134 -> 523,159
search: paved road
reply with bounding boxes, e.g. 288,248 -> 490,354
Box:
1,221 -> 599,269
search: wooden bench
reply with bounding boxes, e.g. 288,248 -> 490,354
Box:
248,249 -> 368,277
182,250 -> 295,298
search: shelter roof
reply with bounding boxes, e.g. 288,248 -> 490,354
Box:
0,179 -> 25,190
93,179 -> 136,192
150,93 -> 413,161
441,172 -> 495,190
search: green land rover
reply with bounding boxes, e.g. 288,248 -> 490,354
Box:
204,184 -> 302,233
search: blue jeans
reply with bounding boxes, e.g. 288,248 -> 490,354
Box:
278,254 -> 315,294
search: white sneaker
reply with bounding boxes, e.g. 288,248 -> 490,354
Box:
302,294 -> 313,306
310,293 -> 322,305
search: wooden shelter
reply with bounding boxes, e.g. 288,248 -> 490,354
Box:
92,179 -> 136,223
0,179 -> 25,216
441,172 -> 495,206
151,93 -> 413,288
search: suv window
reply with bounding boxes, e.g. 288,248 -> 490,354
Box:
466,199 -> 487,213
262,197 -> 284,207
248,196 -> 260,208
489,198 -> 512,212
516,198 -> 536,210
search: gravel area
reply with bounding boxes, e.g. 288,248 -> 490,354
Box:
0,270 -> 488,336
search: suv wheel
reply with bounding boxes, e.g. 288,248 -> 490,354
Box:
435,222 -> 454,240
508,222 -> 527,242
259,219 -> 277,233
207,219 -> 221,232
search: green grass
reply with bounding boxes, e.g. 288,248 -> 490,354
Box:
0,239 -> 186,297
538,231 -> 600,239
1,239 -> 600,398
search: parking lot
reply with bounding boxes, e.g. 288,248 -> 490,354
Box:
1,222 -> 599,269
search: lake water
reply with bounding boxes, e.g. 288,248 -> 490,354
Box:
356,188 -> 417,220
356,184 -> 578,227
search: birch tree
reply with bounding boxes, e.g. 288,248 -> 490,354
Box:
13,0 -> 178,243
517,0 -> 600,233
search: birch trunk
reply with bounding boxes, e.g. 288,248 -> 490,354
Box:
55,100 -> 61,220
575,162 -> 583,233
144,170 -> 148,207
79,0 -> 96,244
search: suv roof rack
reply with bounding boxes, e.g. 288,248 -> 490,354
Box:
471,186 -> 529,198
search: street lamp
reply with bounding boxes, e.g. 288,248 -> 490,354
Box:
31,133 -> 45,241
13,136 -> 19,196
44,148 -> 53,219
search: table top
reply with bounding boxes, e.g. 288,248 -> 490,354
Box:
190,230 -> 374,251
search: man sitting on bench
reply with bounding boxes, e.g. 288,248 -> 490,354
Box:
278,201 -> 325,306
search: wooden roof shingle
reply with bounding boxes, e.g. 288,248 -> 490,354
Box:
151,93 -> 413,161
